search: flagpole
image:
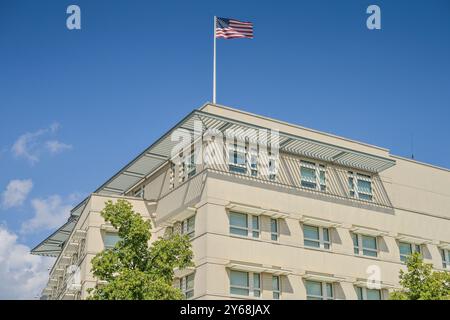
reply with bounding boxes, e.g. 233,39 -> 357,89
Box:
213,16 -> 217,104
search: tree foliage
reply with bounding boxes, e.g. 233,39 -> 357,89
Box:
390,252 -> 450,300
88,199 -> 194,300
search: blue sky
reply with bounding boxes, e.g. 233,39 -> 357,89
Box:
0,0 -> 449,298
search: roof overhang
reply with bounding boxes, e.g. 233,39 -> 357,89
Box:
31,107 -> 395,257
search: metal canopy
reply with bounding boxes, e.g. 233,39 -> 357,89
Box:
31,107 -> 395,257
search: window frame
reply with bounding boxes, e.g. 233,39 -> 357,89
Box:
229,270 -> 261,298
441,249 -> 450,269
181,215 -> 196,239
270,218 -> 279,241
348,171 -> 373,201
103,232 -> 121,250
229,211 -> 260,239
352,233 -> 378,258
272,275 -> 281,300
300,160 -> 327,192
303,224 -> 331,250
228,142 -> 247,174
399,241 -> 421,263
356,286 -> 382,300
305,280 -> 334,300
179,273 -> 195,299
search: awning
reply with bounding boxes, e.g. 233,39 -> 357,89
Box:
226,202 -> 289,219
300,216 -> 341,228
32,105 -> 395,257
350,225 -> 389,237
353,279 -> 397,290
395,233 -> 432,245
226,261 -> 292,276
302,272 -> 345,283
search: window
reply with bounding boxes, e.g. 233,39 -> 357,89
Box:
272,276 -> 280,300
134,186 -> 144,198
271,218 -> 278,241
304,225 -> 330,250
300,161 -> 317,189
230,271 -> 260,297
229,212 -> 259,238
356,287 -> 382,300
399,242 -> 421,263
305,280 -> 334,300
441,249 -> 450,269
348,171 -> 373,201
228,143 -> 247,174
103,232 -> 120,250
186,151 -> 196,178
181,215 -> 195,239
178,273 -> 194,299
352,233 -> 378,257
300,161 -> 326,191
249,147 -> 258,177
268,152 -> 277,181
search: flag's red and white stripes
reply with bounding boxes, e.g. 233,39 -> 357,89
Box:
216,18 -> 253,39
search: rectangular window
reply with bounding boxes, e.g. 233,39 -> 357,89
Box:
133,187 -> 144,198
441,249 -> 450,269
181,215 -> 195,239
353,233 -> 378,257
306,280 -> 333,300
229,212 -> 259,238
230,271 -> 260,298
272,276 -> 280,300
186,151 -> 196,178
103,232 -> 120,250
399,242 -> 421,263
319,165 -> 326,191
348,171 -> 373,201
268,154 -> 277,181
179,273 -> 194,299
271,218 -> 278,241
300,161 -> 317,189
304,225 -> 331,250
249,147 -> 258,177
229,143 -> 247,174
356,287 -> 382,300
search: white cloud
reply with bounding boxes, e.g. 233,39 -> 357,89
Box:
0,225 -> 54,299
21,195 -> 73,234
11,123 -> 72,164
45,140 -> 73,154
1,179 -> 33,209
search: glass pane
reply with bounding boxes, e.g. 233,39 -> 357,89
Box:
230,227 -> 248,236
271,219 -> 278,233
271,234 -> 278,241
356,287 -> 363,300
272,276 -> 280,291
252,216 -> 259,230
253,290 -> 261,297
304,239 -> 320,248
230,287 -> 249,296
357,179 -> 372,194
273,292 -> 280,300
305,281 -> 322,297
362,236 -> 377,250
326,283 -> 333,298
399,242 -> 412,256
301,167 -> 316,186
366,289 -> 381,300
319,170 -> 325,185
363,249 -> 378,257
104,233 -> 120,248
187,216 -> 195,232
230,271 -> 248,287
230,212 -> 248,228
304,225 -> 319,240
352,233 -> 358,247
252,231 -> 260,238
186,274 -> 194,290
323,228 -> 329,242
253,273 -> 261,289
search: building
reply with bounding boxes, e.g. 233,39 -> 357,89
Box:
32,103 -> 450,300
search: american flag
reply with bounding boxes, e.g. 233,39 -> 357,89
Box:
216,17 -> 254,39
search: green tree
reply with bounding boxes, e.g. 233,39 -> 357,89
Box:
88,199 -> 194,300
390,252 -> 450,300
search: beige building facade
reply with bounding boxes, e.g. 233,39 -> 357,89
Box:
32,103 -> 450,300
